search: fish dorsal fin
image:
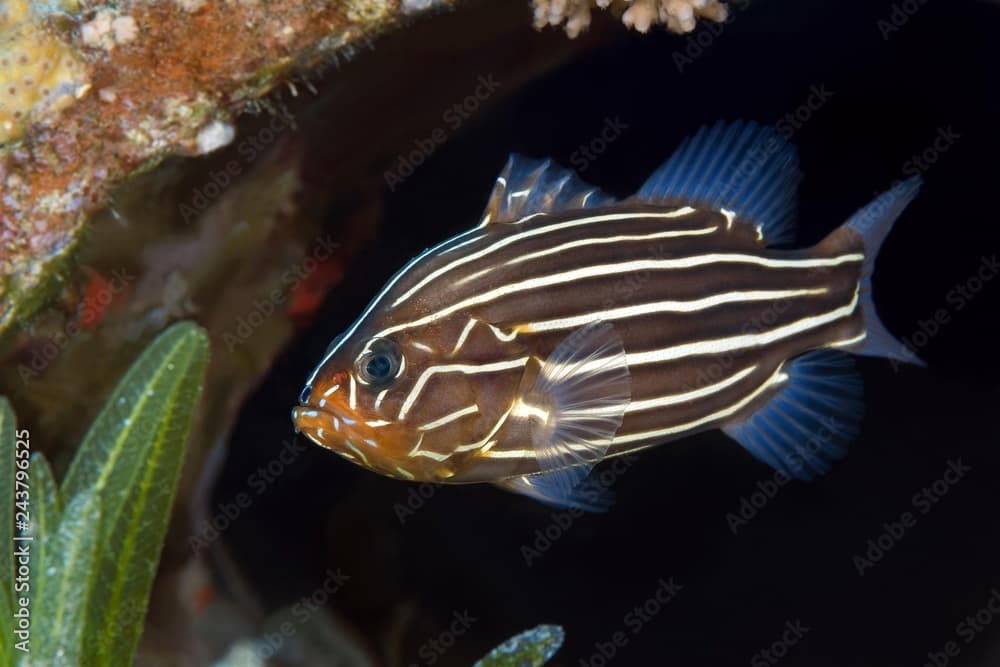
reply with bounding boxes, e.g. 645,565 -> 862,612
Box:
481,155 -> 616,225
496,321 -> 631,511
634,121 -> 801,245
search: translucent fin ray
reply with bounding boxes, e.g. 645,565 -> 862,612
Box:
501,321 -> 631,510
842,175 -> 925,366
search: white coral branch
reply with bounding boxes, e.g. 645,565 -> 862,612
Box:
533,0 -> 728,38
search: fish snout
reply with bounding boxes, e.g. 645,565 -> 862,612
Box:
291,391 -> 404,470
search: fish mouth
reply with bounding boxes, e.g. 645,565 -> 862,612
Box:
292,403 -> 450,483
291,403 -> 396,474
291,404 -> 356,451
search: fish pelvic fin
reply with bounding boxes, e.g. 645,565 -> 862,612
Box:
493,475 -> 614,513
826,175 -> 925,367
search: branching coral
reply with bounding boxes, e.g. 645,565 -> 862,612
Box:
533,0 -> 728,38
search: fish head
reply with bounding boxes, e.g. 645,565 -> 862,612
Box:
293,328 -> 420,480
293,308 -> 531,483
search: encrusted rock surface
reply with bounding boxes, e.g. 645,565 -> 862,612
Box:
0,0 -> 455,338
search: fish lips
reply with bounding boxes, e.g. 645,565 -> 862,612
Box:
291,403 -> 418,479
291,404 -> 356,451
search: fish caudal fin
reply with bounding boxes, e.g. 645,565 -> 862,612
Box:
723,351 -> 864,480
839,176 -> 925,367
494,320 -> 631,512
634,120 -> 801,245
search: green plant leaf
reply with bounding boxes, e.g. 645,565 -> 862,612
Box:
474,624 -> 565,667
60,321 -> 209,665
61,321 -> 206,520
26,454 -> 61,629
1,398 -> 15,593
1,397 -> 16,667
34,489 -> 103,667
0,584 -> 10,667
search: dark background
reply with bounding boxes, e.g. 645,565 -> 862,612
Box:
212,0 -> 1000,665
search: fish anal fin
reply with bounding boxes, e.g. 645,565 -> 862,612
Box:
722,350 -> 863,480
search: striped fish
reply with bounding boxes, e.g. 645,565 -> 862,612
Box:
292,121 -> 923,510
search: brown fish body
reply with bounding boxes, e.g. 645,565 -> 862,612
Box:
293,121 -> 921,509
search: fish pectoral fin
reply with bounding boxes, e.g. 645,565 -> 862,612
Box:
631,121 -> 801,246
493,473 -> 614,512
722,350 -> 864,481
480,155 -> 616,225
506,320 -> 631,510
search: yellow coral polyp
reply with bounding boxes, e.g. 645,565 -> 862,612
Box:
0,0 -> 89,144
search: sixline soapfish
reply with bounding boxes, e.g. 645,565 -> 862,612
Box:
292,120 -> 923,510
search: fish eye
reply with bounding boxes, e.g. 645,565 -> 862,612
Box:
354,338 -> 403,388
